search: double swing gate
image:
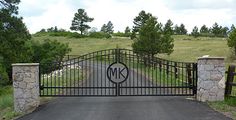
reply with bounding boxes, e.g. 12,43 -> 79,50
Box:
39,49 -> 198,97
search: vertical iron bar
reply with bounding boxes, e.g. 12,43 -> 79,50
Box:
148,56 -> 150,95
70,59 -> 72,95
74,58 -> 76,95
133,52 -> 135,95
151,57 -> 154,95
182,62 -> 184,95
155,59 -> 158,95
136,53 -> 139,95
174,62 -> 177,95
159,61 -> 162,95
81,56 -> 84,96
93,53 -> 95,95
163,61 -> 166,95
77,57 -> 80,95
105,50 -> 107,95
49,63 -> 55,95
100,51 -> 103,96
97,52 -> 99,95
85,55 -> 88,95
58,62 -> 61,96
166,61 -> 169,95
140,54 -> 143,95
129,51 -> 131,95
88,55 -> 90,95
108,50 -> 111,95
62,62 -> 65,96
144,57 -> 147,95
170,62 -> 173,95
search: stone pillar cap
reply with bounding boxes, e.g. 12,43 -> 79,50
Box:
12,63 -> 39,66
198,57 -> 225,60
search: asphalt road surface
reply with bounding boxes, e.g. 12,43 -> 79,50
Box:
18,96 -> 230,120
18,61 -> 231,120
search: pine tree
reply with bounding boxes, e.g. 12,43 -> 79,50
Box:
131,10 -> 153,39
0,0 -> 31,80
191,26 -> 200,38
211,22 -> 221,37
70,9 -> 94,35
124,26 -> 131,37
200,25 -> 209,34
179,24 -> 187,35
132,16 -> 174,58
163,19 -> 174,35
106,21 -> 114,34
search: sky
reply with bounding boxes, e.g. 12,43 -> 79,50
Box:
18,0 -> 236,34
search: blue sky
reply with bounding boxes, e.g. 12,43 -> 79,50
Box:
18,0 -> 236,33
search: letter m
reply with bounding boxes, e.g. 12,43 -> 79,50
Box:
109,68 -> 117,79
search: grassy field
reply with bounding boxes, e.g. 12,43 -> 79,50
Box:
32,35 -> 231,63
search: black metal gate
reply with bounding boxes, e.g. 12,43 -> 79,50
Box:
39,49 -> 197,97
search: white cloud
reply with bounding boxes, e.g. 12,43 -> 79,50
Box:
19,0 -> 77,33
19,0 -> 236,33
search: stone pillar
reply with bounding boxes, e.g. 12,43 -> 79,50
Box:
197,57 -> 225,102
12,63 -> 40,113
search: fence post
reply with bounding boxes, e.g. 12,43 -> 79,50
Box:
12,63 -> 40,113
225,65 -> 235,96
197,57 -> 225,102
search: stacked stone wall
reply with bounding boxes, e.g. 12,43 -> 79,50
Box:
12,63 -> 40,113
197,58 -> 225,102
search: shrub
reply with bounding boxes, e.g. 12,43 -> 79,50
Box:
89,32 -> 111,38
29,39 -> 71,74
69,32 -> 85,38
0,64 -> 9,87
228,29 -> 236,56
34,31 -> 86,38
113,32 -> 131,37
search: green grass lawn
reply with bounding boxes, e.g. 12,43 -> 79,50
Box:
208,97 -> 236,119
0,86 -> 21,120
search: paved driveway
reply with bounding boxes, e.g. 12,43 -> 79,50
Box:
18,96 -> 230,120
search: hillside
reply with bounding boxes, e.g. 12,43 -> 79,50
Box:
32,35 -> 230,63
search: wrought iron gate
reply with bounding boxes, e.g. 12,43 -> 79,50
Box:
39,49 -> 197,97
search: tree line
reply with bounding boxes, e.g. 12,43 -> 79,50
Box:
191,23 -> 235,38
0,0 -> 71,86
39,8 -> 234,39
65,8 -> 236,63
